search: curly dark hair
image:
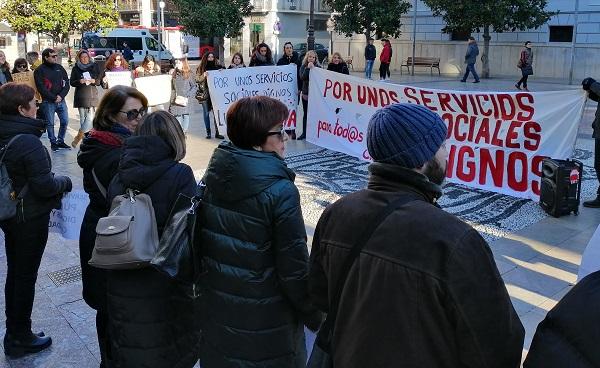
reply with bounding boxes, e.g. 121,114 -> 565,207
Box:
252,43 -> 273,64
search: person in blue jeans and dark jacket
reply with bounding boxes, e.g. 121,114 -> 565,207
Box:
364,38 -> 376,79
34,48 -> 71,152
461,37 -> 480,83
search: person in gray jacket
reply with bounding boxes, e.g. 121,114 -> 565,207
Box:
460,37 -> 480,83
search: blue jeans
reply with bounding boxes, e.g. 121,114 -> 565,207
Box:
201,101 -> 219,136
365,59 -> 374,79
77,107 -> 94,133
175,114 -> 190,133
462,63 -> 480,82
41,100 -> 69,144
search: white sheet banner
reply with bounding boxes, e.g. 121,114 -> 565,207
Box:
49,190 -> 90,240
207,65 -> 299,129
105,71 -> 133,88
134,74 -> 172,106
307,68 -> 587,200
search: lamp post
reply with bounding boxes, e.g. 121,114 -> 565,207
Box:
411,0 -> 417,76
568,0 -> 579,85
157,0 -> 165,68
307,0 -> 315,51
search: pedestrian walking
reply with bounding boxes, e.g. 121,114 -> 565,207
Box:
277,41 -> 302,139
34,48 -> 71,151
0,50 -> 13,86
524,270 -> 600,368
516,41 -> 534,91
101,53 -> 130,89
169,57 -> 197,133
364,38 -> 376,79
249,43 -> 275,67
461,36 -> 480,83
106,111 -> 199,368
298,50 -> 321,140
582,76 -> 600,208
308,103 -> 524,368
227,53 -> 246,69
195,51 -> 224,139
379,39 -> 391,81
77,86 -> 148,368
197,96 -> 322,368
11,58 -> 28,74
0,83 -> 72,358
70,50 -> 101,148
327,52 -> 350,75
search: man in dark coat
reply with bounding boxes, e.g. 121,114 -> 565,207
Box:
309,103 -> 524,368
582,77 -> 600,208
364,38 -> 376,79
461,36 -> 480,83
34,48 -> 71,152
524,270 -> 600,367
277,41 -> 302,139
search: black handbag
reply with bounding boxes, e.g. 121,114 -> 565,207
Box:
307,194 -> 418,368
150,181 -> 206,298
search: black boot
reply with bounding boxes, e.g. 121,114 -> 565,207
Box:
4,331 -> 52,358
583,196 -> 600,208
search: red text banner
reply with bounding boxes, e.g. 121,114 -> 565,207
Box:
307,68 -> 586,200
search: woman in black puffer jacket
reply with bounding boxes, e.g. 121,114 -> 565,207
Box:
0,83 -> 71,358
106,111 -> 199,368
197,96 -> 322,368
77,85 -> 148,368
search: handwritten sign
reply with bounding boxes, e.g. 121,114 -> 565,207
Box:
105,71 -> 133,88
48,190 -> 90,240
12,71 -> 42,101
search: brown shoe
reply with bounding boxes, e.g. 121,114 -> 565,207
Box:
71,130 -> 84,148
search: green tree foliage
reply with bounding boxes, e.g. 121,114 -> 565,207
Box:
323,0 -> 412,40
172,0 -> 253,38
0,0 -> 117,43
422,0 -> 556,78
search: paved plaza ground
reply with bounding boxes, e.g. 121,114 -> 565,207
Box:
0,69 -> 598,367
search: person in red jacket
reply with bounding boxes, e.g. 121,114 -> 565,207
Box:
379,39 -> 392,81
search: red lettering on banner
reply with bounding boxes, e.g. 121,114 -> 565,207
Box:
498,94 -> 516,120
454,114 -> 468,142
323,79 -> 352,102
475,94 -> 492,116
506,121 -> 523,149
474,119 -> 491,144
507,151 -> 528,192
446,144 -> 457,179
404,87 -> 419,104
286,110 -> 296,128
531,155 -> 545,195
438,93 -> 455,112
420,90 -> 436,111
468,95 -> 479,115
479,149 -> 504,187
452,94 -> 469,113
456,146 -> 476,182
491,120 -> 504,147
516,93 -> 535,120
389,91 -> 400,104
524,121 -> 542,151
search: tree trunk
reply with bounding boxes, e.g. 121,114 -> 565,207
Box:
482,25 -> 491,79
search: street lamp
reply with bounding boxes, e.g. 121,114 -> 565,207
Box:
157,0 -> 165,68
307,0 -> 315,51
568,0 -> 579,84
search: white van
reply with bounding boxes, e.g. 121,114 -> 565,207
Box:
80,28 -> 173,68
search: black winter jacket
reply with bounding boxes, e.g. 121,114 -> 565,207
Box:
300,64 -> 320,96
34,62 -> 70,102
69,62 -> 101,108
0,114 -> 71,221
589,81 -> 600,138
198,142 -> 322,368
309,162 -> 524,368
277,52 -> 302,90
326,62 -> 350,75
106,136 -> 198,368
365,44 -> 376,60
77,126 -> 131,310
524,271 -> 600,368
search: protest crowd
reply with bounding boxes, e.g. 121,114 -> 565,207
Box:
0,38 -> 599,368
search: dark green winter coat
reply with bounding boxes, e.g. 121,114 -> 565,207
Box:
197,142 -> 322,368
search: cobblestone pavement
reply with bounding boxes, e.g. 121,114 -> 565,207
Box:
0,70 -> 597,367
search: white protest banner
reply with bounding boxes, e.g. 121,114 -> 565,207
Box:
49,190 -> 90,240
307,68 -> 587,200
134,74 -> 172,106
577,224 -> 600,282
105,71 -> 133,88
207,65 -> 299,129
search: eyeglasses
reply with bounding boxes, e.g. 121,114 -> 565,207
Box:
266,126 -> 287,139
120,107 -> 147,121
16,65 -> 27,69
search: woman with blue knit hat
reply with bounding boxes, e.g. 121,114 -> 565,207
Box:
308,103 -> 524,368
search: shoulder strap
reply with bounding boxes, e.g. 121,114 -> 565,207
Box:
0,134 -> 24,164
316,193 -> 420,347
92,168 -> 107,199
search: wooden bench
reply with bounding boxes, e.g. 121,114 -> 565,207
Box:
401,57 -> 441,75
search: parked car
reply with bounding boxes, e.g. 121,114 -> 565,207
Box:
294,43 -> 329,64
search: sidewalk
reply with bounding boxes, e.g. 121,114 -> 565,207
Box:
0,71 -> 597,366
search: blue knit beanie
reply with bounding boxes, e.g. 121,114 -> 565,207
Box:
367,103 -> 448,168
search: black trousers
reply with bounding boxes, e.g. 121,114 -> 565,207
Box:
301,97 -> 309,136
379,63 -> 390,79
595,138 -> 600,195
517,74 -> 529,88
1,212 -> 50,336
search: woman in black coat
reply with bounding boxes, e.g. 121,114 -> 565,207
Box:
249,43 -> 275,67
70,49 -> 101,147
77,86 -> 148,368
0,83 -> 72,357
106,111 -> 198,368
327,52 -> 350,75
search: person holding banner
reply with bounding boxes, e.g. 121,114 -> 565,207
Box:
298,50 -> 321,140
582,77 -> 600,208
134,55 -> 161,78
249,43 -> 275,67
228,53 -> 246,69
77,86 -> 148,367
195,51 -> 224,139
0,83 -> 72,358
101,53 -> 130,89
327,52 -> 350,75
0,51 -> 13,86
70,50 -> 101,148
11,58 -> 29,74
197,96 -> 322,368
277,42 -> 302,139
169,57 -> 197,133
